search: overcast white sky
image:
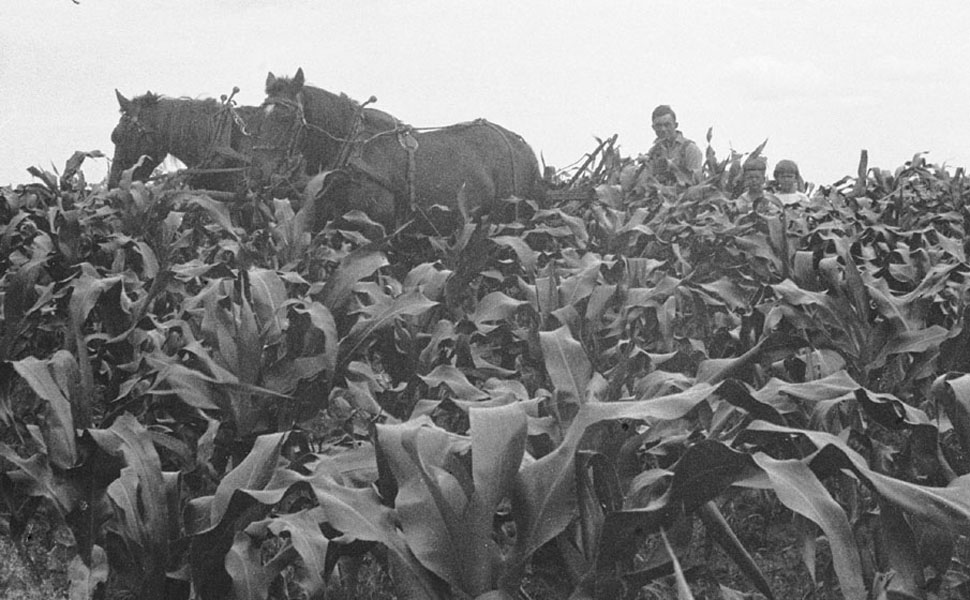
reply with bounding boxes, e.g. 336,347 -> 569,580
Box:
2,0 -> 969,187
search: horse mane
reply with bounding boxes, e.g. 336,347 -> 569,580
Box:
122,91 -> 161,112
129,93 -> 234,165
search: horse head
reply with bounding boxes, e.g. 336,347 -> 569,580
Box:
108,90 -> 165,188
249,68 -> 311,193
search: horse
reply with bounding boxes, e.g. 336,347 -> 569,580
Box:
249,68 -> 543,233
108,91 -> 263,192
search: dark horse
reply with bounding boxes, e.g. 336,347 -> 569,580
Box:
249,68 -> 542,232
108,91 -> 262,191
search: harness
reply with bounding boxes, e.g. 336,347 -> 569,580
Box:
196,88 -> 253,174
257,93 -> 523,230
257,92 -> 418,222
124,92 -> 255,182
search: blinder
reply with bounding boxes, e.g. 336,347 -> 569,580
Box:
251,95 -> 310,185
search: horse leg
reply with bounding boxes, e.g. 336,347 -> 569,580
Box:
458,168 -> 501,222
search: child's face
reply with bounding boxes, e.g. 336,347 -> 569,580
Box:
776,172 -> 797,193
744,170 -> 765,194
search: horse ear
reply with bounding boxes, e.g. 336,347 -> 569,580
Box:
115,89 -> 132,112
294,68 -> 305,89
266,72 -> 277,91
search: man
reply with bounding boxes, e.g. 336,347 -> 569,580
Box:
642,105 -> 704,186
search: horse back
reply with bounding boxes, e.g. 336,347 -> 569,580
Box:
412,120 -> 541,206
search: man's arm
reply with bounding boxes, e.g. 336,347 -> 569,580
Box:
684,141 -> 704,180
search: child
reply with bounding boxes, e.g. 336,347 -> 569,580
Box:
772,159 -> 810,207
734,156 -> 781,214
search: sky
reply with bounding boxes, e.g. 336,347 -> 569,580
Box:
2,0 -> 969,188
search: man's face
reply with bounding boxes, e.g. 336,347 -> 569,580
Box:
776,172 -> 797,193
652,114 -> 677,142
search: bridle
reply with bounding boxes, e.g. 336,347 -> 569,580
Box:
253,96 -> 307,157
254,92 -> 386,165
116,113 -> 158,155
252,91 -> 401,196
251,94 -> 316,187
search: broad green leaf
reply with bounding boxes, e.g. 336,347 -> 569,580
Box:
630,382 -> 719,419
871,325 -> 949,367
261,356 -> 328,396
467,291 -> 527,333
665,441 -> 762,512
854,388 -> 929,429
510,389 -> 720,569
475,592 -> 517,600
557,262 -> 601,307
11,353 -> 77,469
711,379 -> 784,425
492,235 -> 537,273
339,289 -> 438,369
133,241 -> 160,278
585,283 -> 617,322
418,319 -> 457,370
466,404 -> 527,592
183,193 -> 240,240
67,545 -> 108,600
68,266 -> 124,328
838,243 -> 870,324
697,331 -> 812,384
248,267 -> 287,339
403,262 -> 452,301
235,288 -> 262,386
625,275 -> 681,307
0,443 -> 78,513
61,150 -> 104,187
625,257 -> 665,287
933,373 -> 970,456
538,325 -> 591,404
876,501 -> 926,597
319,247 -> 388,312
146,359 -> 221,410
225,531 -> 274,600
697,278 -> 749,311
306,460 -> 449,599
743,422 -> 970,536
287,299 -> 339,374
211,431 -> 289,524
750,454 -> 865,600
420,364 -> 488,401
102,414 -> 170,600
376,420 -> 467,590
266,509 -> 330,595
752,370 -> 858,411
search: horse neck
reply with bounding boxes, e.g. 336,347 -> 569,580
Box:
154,98 -> 221,166
300,87 -> 362,160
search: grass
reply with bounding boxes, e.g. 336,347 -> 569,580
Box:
0,522 -> 70,600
